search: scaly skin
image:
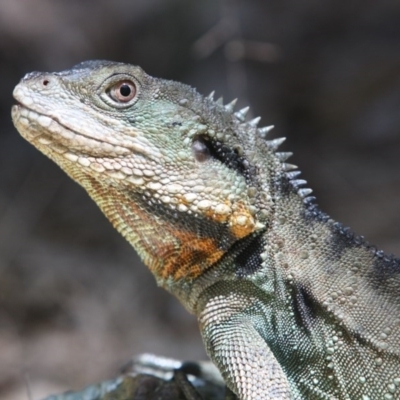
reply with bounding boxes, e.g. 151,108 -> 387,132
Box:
12,61 -> 400,399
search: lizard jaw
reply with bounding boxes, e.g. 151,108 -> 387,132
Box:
12,103 -> 138,159
12,104 -> 148,187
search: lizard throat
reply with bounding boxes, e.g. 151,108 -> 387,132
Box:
86,178 -> 238,281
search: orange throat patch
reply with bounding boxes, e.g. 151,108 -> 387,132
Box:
89,181 -> 259,283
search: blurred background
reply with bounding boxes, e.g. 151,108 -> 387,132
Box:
0,0 -> 399,399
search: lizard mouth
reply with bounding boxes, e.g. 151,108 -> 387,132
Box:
12,103 -> 149,184
13,104 -> 113,157
12,103 -> 142,160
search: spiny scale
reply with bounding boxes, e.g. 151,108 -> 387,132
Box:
224,99 -> 237,112
266,137 -> 286,151
258,125 -> 274,137
275,152 -> 293,161
290,179 -> 307,188
282,163 -> 298,171
286,171 -> 301,180
248,117 -> 261,127
210,94 -> 315,205
234,107 -> 250,122
298,188 -> 313,198
303,196 -> 316,204
210,95 -> 273,139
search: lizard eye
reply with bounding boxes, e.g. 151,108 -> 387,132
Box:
109,80 -> 136,103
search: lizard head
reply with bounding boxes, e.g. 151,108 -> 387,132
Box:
12,61 -> 313,286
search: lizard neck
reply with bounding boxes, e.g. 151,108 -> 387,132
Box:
263,189 -> 400,326
268,191 -> 374,283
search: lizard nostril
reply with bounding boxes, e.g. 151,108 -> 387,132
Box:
42,79 -> 50,86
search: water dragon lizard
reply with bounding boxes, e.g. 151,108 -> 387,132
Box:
11,60 -> 400,399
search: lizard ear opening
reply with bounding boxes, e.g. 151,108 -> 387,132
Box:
192,136 -> 211,162
192,135 -> 251,181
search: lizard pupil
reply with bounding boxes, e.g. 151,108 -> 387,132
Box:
119,84 -> 131,97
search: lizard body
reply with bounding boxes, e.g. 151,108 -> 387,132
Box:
12,61 -> 400,399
